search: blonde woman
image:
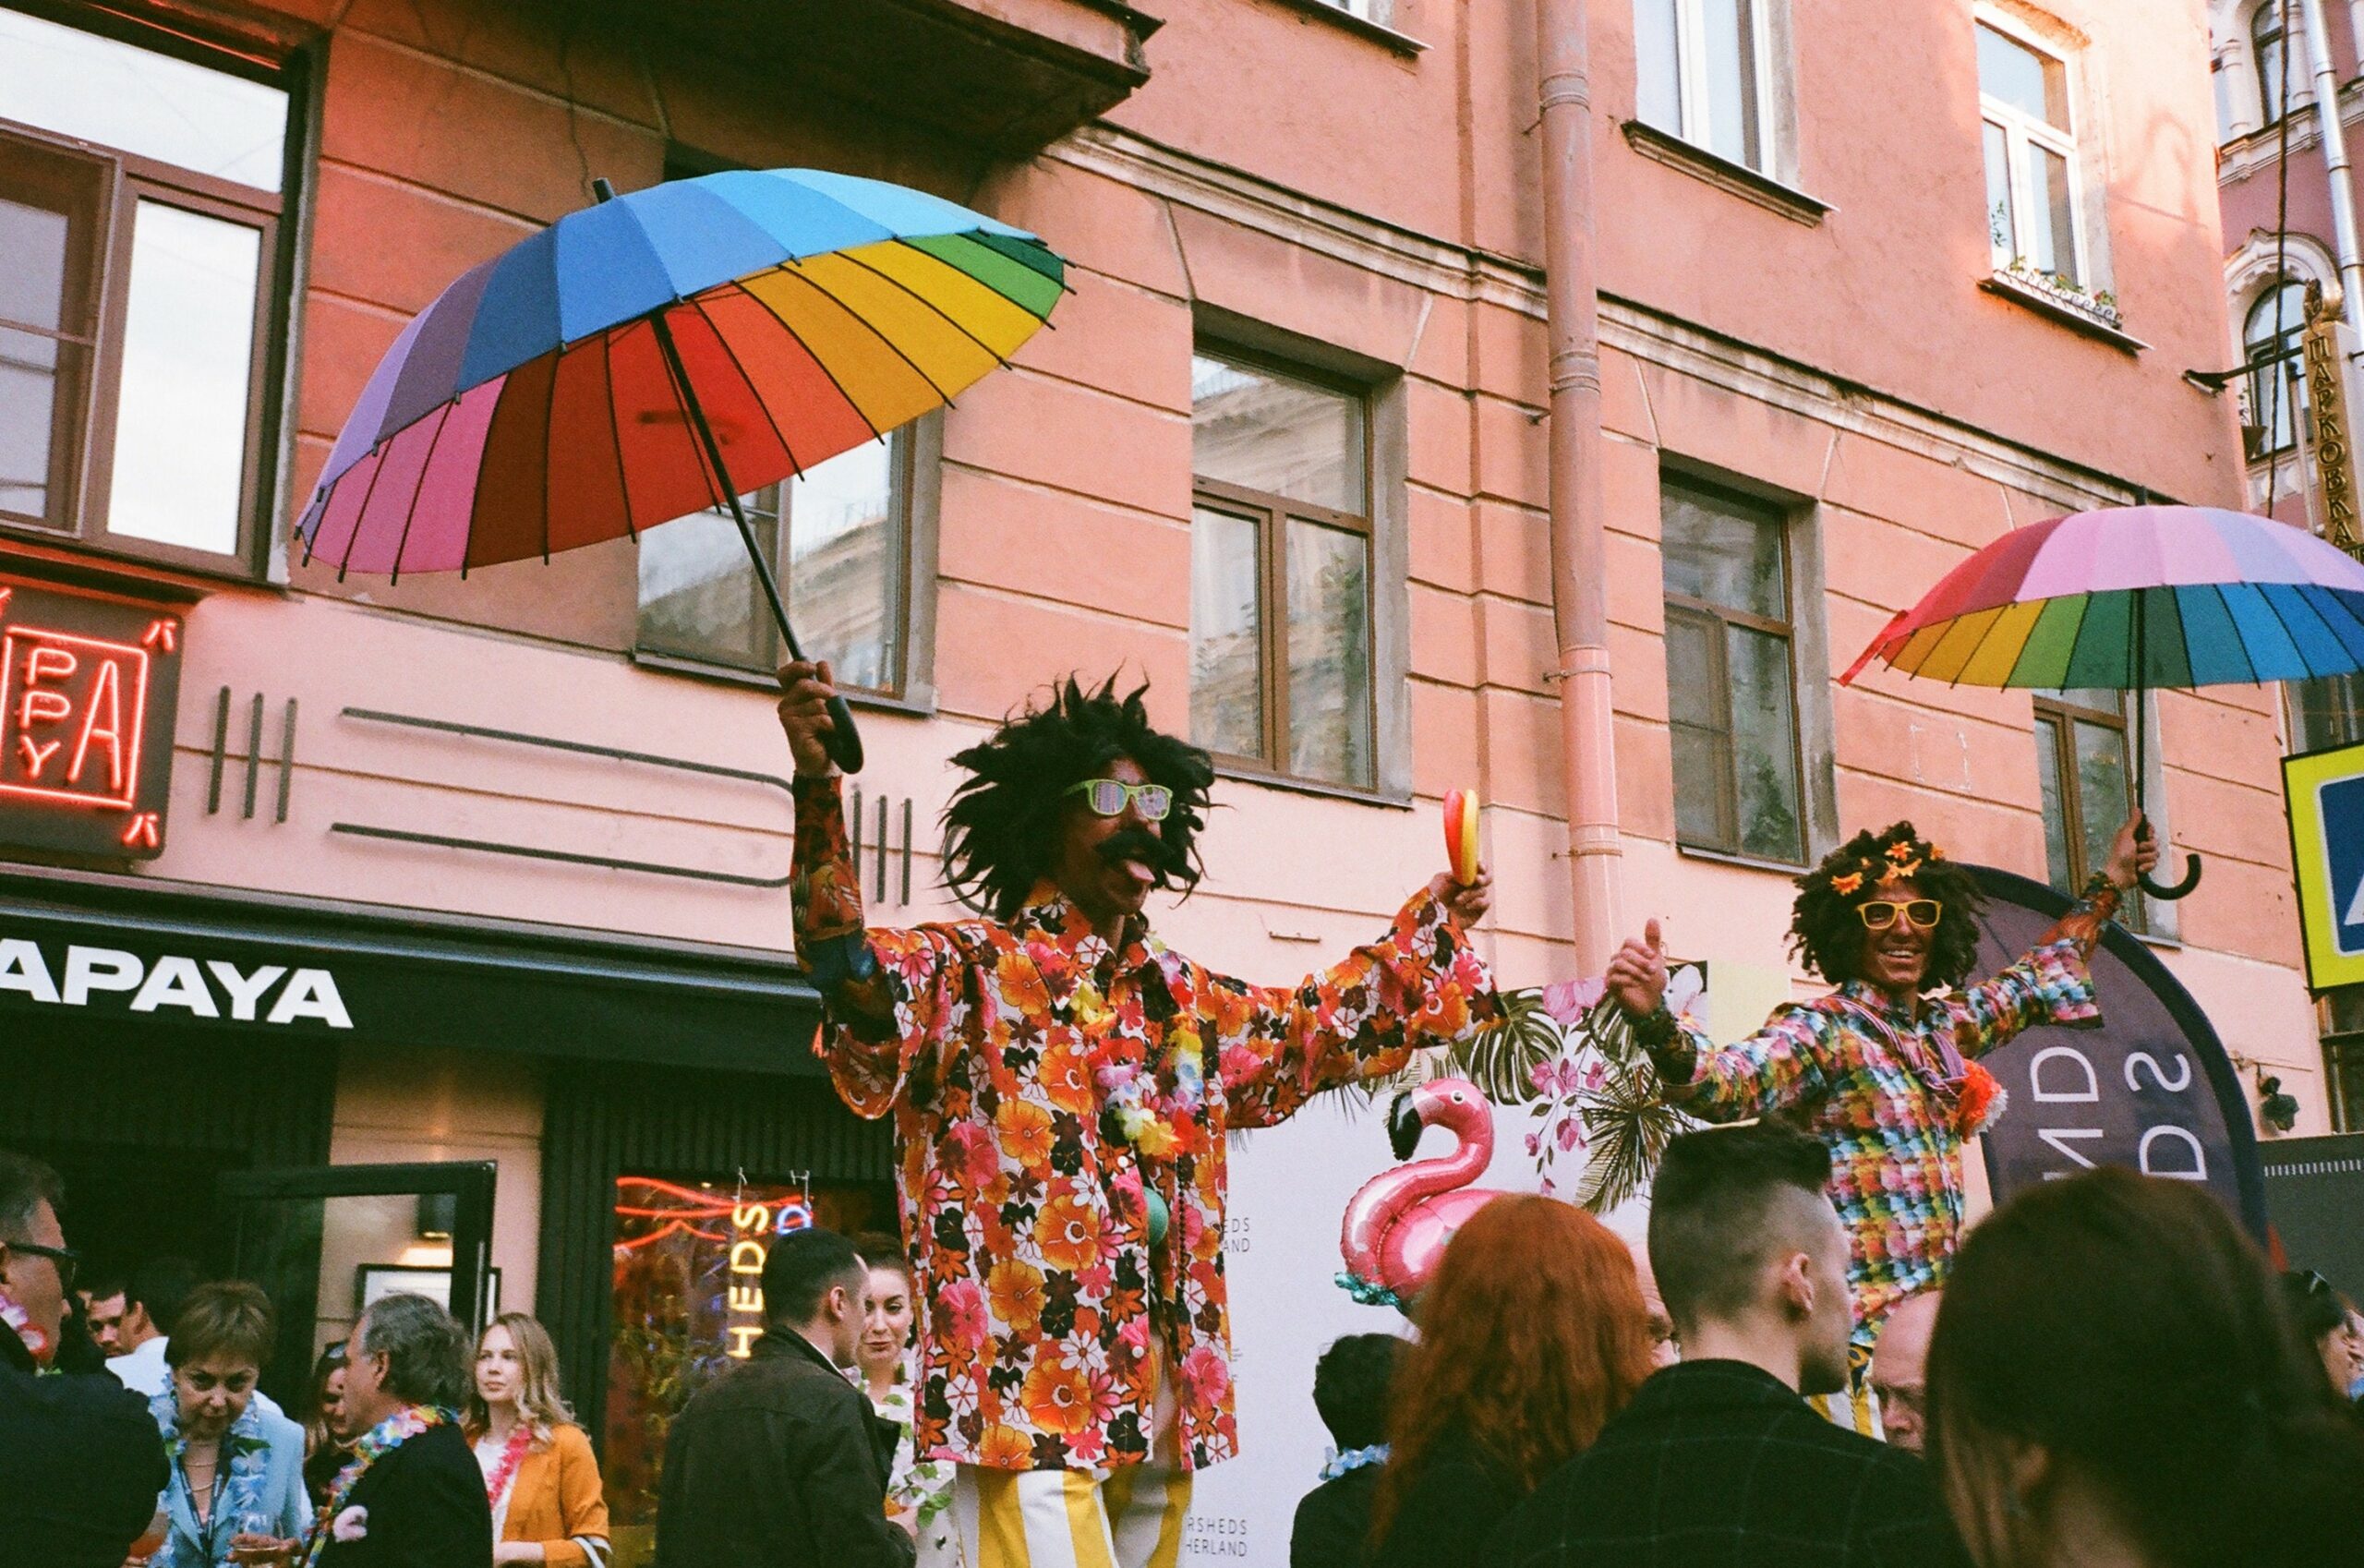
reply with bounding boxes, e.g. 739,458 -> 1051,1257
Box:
463,1313 -> 610,1567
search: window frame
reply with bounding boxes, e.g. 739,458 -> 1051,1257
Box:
0,6 -> 298,580
2251,1 -> 2289,126
1660,473 -> 1809,867
2032,688 -> 2148,933
1639,0 -> 1782,178
631,423 -> 926,706
1188,344 -> 1380,792
2243,279 -> 2310,458
1976,14 -> 2088,286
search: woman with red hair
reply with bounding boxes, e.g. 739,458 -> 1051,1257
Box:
1369,1196 -> 1654,1568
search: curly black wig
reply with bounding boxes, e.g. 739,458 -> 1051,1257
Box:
942,676 -> 1217,921
1788,821 -> 1986,991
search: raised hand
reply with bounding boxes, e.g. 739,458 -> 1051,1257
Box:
1427,866 -> 1494,927
774,658 -> 839,778
1605,917 -> 1669,1018
2105,810 -> 2164,890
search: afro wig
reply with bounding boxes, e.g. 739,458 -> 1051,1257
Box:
943,676 -> 1217,921
1788,821 -> 1986,992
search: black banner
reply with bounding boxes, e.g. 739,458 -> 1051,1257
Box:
1972,865 -> 2266,1236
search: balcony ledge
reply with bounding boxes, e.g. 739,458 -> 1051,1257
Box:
638,0 -> 1164,156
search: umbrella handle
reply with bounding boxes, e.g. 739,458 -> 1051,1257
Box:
2131,814 -> 2201,900
2138,854 -> 2202,900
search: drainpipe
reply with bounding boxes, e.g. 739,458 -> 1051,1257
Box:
1535,0 -> 1624,972
2301,0 -> 2364,335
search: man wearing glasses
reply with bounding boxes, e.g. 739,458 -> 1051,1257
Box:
1603,814 -> 2157,1418
776,665 -> 1497,1568
0,1149 -> 169,1566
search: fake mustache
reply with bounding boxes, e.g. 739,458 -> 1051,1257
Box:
1096,826 -> 1183,882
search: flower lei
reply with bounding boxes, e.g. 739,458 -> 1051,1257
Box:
1083,985 -> 1205,1162
1320,1442 -> 1390,1480
150,1390 -> 275,1567
482,1423 -> 533,1508
303,1404 -> 452,1567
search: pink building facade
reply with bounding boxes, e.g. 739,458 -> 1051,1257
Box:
2211,0 -> 2364,1128
0,0 -> 2311,1541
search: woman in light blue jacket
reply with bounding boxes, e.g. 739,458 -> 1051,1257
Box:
144,1282 -> 311,1566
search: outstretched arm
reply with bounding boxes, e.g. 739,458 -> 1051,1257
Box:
1214,874 -> 1499,1129
783,662 -> 958,1117
1951,812 -> 2155,1056
1609,920 -> 1839,1119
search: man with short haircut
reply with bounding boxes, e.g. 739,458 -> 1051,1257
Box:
1490,1124 -> 1968,1567
656,1226 -> 912,1568
318,1292 -> 491,1566
105,1253 -> 201,1397
1866,1289 -> 1940,1454
0,1150 -> 169,1568
1291,1333 -> 1403,1568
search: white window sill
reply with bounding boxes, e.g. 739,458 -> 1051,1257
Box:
1979,271 -> 2148,354
1258,0 -> 1426,55
630,648 -> 937,718
1676,840 -> 1811,876
1621,121 -> 1832,227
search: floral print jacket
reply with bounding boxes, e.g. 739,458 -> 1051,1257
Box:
1654,887 -> 2121,1341
791,776 -> 1496,1473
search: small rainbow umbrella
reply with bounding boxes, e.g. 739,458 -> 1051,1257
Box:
1841,504 -> 2364,899
296,170 -> 1067,773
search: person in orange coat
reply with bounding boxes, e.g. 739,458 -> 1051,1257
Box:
463,1314 -> 611,1567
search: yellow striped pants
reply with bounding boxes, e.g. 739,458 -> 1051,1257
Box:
950,1461 -> 1192,1568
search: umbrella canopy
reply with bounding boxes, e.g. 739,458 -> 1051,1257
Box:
1842,505 -> 2364,690
296,168 -> 1065,577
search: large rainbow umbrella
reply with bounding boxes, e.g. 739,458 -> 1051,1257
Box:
296,169 -> 1067,773
1842,504 -> 2364,898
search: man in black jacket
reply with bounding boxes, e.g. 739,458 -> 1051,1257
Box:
0,1149 -> 167,1568
656,1225 -> 912,1568
1492,1124 -> 1970,1567
317,1291 -> 492,1567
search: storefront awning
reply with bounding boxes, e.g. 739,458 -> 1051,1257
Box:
0,865 -> 824,1076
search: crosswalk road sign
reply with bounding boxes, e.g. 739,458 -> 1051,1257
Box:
2285,742 -> 2364,990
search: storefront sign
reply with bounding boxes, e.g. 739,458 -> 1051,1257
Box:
1971,866 -> 2266,1236
2302,284 -> 2364,561
0,931 -> 351,1027
2285,740 -> 2364,991
0,577 -> 184,859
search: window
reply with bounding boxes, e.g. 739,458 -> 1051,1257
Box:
2254,3 -> 2289,125
0,6 -> 291,570
1634,0 -> 1776,174
1189,351 -> 1375,790
2246,281 -> 2310,457
1662,475 -> 1805,863
634,433 -> 914,695
2325,988 -> 2364,1130
2032,689 -> 2147,931
2290,673 -> 2364,753
1978,19 -> 2083,286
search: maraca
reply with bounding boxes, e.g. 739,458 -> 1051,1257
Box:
1442,789 -> 1481,885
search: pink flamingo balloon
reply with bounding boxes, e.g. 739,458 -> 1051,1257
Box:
1337,1076 -> 1511,1311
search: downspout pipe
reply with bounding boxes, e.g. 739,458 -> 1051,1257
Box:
1536,0 -> 1624,972
2300,0 -> 2364,336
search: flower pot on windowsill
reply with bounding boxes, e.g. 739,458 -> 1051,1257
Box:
1993,261 -> 2123,331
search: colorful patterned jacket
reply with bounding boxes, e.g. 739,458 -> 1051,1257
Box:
790,776 -> 1497,1473
1651,887 -> 2121,1340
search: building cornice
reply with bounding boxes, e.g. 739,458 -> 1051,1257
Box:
2217,78 -> 2364,187
1050,123 -> 2167,514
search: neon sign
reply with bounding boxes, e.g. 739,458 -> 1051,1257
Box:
0,577 -> 185,859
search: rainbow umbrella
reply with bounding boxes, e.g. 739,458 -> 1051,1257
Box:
296,170 -> 1067,773
1841,504 -> 2364,898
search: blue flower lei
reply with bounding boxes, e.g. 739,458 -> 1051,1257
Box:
1320,1442 -> 1390,1481
149,1390 -> 274,1566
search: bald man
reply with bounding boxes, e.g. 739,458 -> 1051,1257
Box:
1868,1290 -> 1940,1453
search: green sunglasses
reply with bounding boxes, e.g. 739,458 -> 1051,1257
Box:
1064,778 -> 1174,821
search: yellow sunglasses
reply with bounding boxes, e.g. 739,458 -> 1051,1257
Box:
1857,899 -> 1942,931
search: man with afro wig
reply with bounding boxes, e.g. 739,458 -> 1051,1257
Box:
778,662 -> 1498,1568
1604,813 -> 2157,1400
